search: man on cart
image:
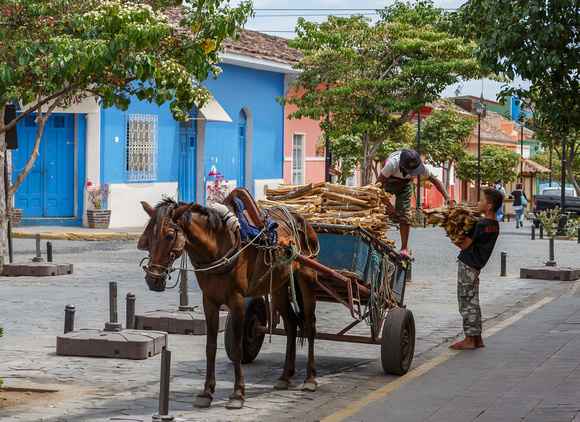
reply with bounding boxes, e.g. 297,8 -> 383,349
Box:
377,148 -> 454,259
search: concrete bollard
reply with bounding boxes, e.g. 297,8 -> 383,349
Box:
126,293 -> 136,329
32,234 -> 43,262
153,349 -> 174,421
47,242 -> 53,262
104,282 -> 122,332
500,251 -> 507,276
64,304 -> 76,334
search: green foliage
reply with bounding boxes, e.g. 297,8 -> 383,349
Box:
0,0 -> 253,123
282,0 -> 488,184
454,0 -> 580,134
455,145 -> 521,184
536,206 -> 564,239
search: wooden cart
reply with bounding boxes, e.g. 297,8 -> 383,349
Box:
224,223 -> 415,375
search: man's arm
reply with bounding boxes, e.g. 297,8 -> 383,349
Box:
455,236 -> 473,250
428,174 -> 455,204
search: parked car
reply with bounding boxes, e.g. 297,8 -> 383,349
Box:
528,187 -> 580,227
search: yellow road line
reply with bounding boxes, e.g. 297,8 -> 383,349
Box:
322,296 -> 556,422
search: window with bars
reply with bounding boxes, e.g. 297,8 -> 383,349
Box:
292,134 -> 305,185
126,114 -> 158,182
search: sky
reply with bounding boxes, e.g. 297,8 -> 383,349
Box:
241,0 -> 531,101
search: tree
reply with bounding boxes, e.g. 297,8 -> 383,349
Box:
533,128 -> 580,195
455,145 -> 521,186
455,0 -> 580,133
420,103 -> 477,191
282,0 -> 488,185
329,122 -> 415,184
0,0 -> 253,268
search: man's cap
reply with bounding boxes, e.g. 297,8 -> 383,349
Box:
400,148 -> 425,176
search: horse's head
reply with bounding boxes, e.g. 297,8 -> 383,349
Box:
139,199 -> 192,292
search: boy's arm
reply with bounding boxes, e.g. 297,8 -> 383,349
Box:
456,237 -> 473,250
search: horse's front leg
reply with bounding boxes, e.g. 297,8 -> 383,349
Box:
194,296 -> 220,408
297,267 -> 318,392
272,285 -> 298,390
225,293 -> 245,409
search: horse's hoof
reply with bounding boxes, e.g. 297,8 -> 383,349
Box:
194,396 -> 213,408
273,379 -> 291,390
226,398 -> 244,410
301,381 -> 317,392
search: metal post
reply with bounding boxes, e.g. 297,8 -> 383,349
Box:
547,238 -> 556,266
561,132 -> 566,216
549,148 -> 552,187
531,224 -> 535,240
104,282 -> 122,331
154,349 -> 173,421
423,215 -> 426,228
578,227 -> 579,244
417,108 -> 421,210
64,304 -> 75,334
477,114 -> 481,202
126,293 -> 136,330
539,224 -> 544,239
47,242 -> 53,262
4,157 -> 13,264
32,234 -> 43,262
500,251 -> 507,276
520,124 -> 524,183
178,268 -> 189,311
325,83 -> 330,183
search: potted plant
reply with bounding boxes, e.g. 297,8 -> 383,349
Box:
86,180 -> 111,229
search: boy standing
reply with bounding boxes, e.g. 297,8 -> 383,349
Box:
449,187 -> 503,350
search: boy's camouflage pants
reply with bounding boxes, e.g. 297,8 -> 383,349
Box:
457,261 -> 482,336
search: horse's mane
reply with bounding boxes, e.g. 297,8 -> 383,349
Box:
147,197 -> 222,232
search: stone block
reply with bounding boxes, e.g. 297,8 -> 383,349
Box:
135,309 -> 228,335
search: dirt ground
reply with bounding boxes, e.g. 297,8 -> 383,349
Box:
0,388 -> 56,409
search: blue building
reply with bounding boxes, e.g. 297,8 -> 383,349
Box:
12,30 -> 301,228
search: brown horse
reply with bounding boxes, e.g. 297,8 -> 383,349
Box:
138,189 -> 319,409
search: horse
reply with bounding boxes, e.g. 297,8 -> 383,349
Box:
138,189 -> 319,409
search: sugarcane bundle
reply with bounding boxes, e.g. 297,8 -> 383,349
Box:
259,182 -> 393,239
423,203 -> 483,244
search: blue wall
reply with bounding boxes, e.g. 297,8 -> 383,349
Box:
100,63 -> 285,197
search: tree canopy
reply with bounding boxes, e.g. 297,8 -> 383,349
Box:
282,0 -> 488,184
420,103 -> 477,190
455,0 -> 580,133
455,145 -> 521,185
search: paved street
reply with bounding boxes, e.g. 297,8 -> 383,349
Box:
0,221 -> 578,421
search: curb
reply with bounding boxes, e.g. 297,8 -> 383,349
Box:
12,232 -> 142,241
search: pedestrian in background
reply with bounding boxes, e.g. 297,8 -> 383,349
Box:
494,179 -> 506,222
449,187 -> 503,350
509,183 -> 527,228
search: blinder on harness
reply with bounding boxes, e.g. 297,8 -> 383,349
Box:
234,198 -> 278,245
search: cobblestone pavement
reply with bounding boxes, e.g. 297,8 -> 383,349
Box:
0,221 -> 578,421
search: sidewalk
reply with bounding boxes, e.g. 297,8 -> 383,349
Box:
11,225 -> 143,241
326,281 -> 580,422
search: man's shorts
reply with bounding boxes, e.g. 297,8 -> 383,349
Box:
382,177 -> 413,225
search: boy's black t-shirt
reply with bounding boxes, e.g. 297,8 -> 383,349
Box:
458,218 -> 500,271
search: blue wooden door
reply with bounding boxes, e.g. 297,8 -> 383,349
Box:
13,113 -> 75,217
238,110 -> 247,188
179,112 -> 197,203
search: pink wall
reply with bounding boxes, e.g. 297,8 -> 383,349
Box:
283,88 -> 327,185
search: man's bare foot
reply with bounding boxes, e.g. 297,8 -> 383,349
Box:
474,335 -> 485,348
449,336 -> 480,350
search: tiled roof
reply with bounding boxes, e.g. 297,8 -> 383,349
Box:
486,110 -> 534,137
478,119 -> 518,143
165,7 -> 302,65
522,158 -> 551,174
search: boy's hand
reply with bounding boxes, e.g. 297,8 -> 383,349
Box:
445,198 -> 456,205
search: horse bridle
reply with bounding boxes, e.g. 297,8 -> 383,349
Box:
141,220 -> 186,280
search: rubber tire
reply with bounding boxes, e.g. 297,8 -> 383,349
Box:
381,308 -> 415,375
224,297 -> 267,364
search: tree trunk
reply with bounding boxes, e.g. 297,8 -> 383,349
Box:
565,160 -> 580,196
361,133 -> 373,185
445,161 -> 452,193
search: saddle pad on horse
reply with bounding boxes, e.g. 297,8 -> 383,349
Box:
234,195 -> 278,244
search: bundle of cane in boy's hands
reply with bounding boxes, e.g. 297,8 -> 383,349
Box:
423,203 -> 484,245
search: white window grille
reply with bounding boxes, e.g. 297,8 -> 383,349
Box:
126,114 -> 158,182
292,134 -> 305,185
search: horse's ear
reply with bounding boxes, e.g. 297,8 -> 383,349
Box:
174,203 -> 193,222
141,201 -> 155,217
137,233 -> 149,251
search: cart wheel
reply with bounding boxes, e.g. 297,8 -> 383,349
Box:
224,297 -> 267,363
381,308 -> 415,375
